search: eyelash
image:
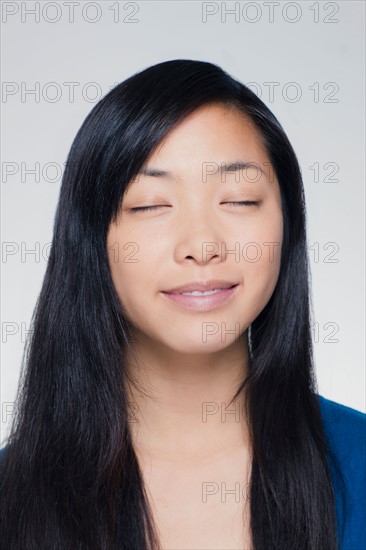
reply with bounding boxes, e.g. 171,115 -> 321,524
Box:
130,201 -> 260,213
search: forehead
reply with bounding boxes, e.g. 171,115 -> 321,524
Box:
144,103 -> 269,168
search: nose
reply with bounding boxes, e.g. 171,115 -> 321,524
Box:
173,207 -> 224,265
184,243 -> 222,265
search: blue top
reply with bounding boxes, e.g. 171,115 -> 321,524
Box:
0,394 -> 365,548
318,395 -> 366,549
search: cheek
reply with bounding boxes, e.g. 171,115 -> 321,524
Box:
106,230 -> 161,324
242,213 -> 283,295
107,223 -> 150,290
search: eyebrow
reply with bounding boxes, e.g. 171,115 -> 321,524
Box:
138,161 -> 269,179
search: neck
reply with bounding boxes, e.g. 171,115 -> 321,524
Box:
124,331 -> 251,462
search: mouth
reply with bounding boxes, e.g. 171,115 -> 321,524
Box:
165,284 -> 238,296
162,279 -> 239,294
161,284 -> 239,312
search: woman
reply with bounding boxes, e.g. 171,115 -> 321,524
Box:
0,59 -> 365,549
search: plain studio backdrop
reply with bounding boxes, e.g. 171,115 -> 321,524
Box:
1,1 -> 365,447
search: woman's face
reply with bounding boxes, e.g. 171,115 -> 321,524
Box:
107,103 -> 283,355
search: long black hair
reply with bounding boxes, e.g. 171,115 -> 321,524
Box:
0,59 -> 347,549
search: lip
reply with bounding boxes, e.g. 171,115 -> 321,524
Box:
162,279 -> 239,294
161,284 -> 239,312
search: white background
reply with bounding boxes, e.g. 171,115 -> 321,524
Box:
1,0 -> 365,446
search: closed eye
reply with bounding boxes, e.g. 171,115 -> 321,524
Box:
130,201 -> 260,213
130,205 -> 165,213
224,201 -> 260,207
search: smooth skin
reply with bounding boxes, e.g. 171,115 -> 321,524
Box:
107,103 -> 283,549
